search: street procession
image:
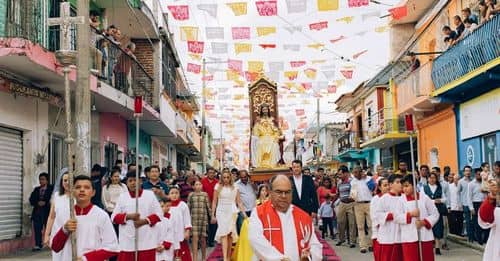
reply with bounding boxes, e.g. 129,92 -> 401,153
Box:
0,0 -> 499,261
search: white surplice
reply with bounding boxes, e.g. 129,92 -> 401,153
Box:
248,205 -> 322,261
374,193 -> 404,244
479,205 -> 500,261
155,215 -> 178,261
396,192 -> 439,243
51,205 -> 119,261
170,201 -> 192,244
370,194 -> 382,240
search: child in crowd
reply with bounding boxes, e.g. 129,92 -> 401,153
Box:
370,177 -> 389,261
156,198 -> 177,261
187,180 -> 211,261
256,184 -> 269,206
319,194 -> 335,239
168,186 -> 193,261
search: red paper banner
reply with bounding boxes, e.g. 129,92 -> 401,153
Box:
301,83 -> 312,90
327,85 -> 337,93
202,75 -> 213,81
309,21 -> 328,31
290,61 -> 306,67
259,44 -> 276,49
330,35 -> 346,44
295,109 -> 305,116
297,121 -> 307,129
256,1 -> 278,16
187,41 -> 204,54
232,27 -> 251,40
352,49 -> 368,59
187,63 -> 201,74
167,5 -> 189,20
341,70 -> 353,79
205,104 -> 215,110
389,5 -> 408,20
245,71 -> 259,82
228,59 -> 243,72
348,0 -> 369,7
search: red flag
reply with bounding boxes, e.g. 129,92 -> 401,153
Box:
187,41 -> 204,54
228,59 -> 243,72
290,61 -> 306,67
352,49 -> 368,59
309,21 -> 328,31
232,27 -> 251,40
245,71 -> 259,82
295,109 -> 305,116
259,44 -> 276,49
187,63 -> 201,74
297,121 -> 307,129
327,85 -> 337,93
341,70 -> 353,79
134,96 -> 143,114
348,0 -> 369,7
167,5 -> 189,20
330,35 -> 346,44
205,104 -> 215,110
256,1 -> 277,16
389,5 -> 408,20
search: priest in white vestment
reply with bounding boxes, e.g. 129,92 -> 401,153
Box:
248,174 -> 322,261
478,178 -> 500,261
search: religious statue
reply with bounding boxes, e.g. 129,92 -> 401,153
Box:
251,103 -> 284,169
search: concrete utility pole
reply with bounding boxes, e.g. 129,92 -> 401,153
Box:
201,58 -> 207,174
75,0 -> 91,176
316,97 -> 320,171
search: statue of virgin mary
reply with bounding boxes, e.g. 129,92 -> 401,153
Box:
251,103 -> 283,169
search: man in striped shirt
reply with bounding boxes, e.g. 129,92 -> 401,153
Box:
336,166 -> 356,248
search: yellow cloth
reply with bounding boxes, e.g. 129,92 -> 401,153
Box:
232,218 -> 253,261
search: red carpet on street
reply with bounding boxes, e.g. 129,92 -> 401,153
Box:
207,231 -> 341,260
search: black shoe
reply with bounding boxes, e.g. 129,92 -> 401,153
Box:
368,247 -> 373,252
331,235 -> 336,240
435,248 -> 441,255
208,242 -> 215,247
360,248 -> 367,253
335,241 -> 344,246
32,246 -> 41,252
350,244 -> 356,248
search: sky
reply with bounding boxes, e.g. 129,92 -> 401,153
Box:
161,0 -> 401,167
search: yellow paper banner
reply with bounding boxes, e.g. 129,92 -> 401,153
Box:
233,94 -> 245,100
304,68 -> 317,79
256,26 -> 277,37
248,61 -> 264,72
317,0 -> 339,11
312,59 -> 326,64
307,43 -> 325,50
284,71 -> 298,80
234,80 -> 245,87
336,16 -> 354,23
226,70 -> 241,81
180,26 -> 198,41
227,2 -> 247,16
375,26 -> 389,33
284,82 -> 296,89
189,53 -> 202,61
336,79 -> 345,86
234,43 -> 252,54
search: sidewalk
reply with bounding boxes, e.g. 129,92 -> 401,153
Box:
2,249 -> 51,261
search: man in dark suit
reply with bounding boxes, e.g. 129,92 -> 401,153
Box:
29,172 -> 53,251
289,160 -> 319,218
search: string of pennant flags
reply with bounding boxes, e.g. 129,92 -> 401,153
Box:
166,1 -> 407,20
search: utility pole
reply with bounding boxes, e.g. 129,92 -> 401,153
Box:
201,58 -> 207,174
75,0 -> 91,175
219,120 -> 223,173
316,97 -> 320,172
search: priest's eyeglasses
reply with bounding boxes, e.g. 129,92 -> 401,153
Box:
272,189 -> 292,197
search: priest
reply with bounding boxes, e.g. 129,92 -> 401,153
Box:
478,176 -> 500,261
248,174 -> 322,261
51,175 -> 119,261
111,171 -> 163,260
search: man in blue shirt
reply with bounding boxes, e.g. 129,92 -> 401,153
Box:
142,165 -> 169,199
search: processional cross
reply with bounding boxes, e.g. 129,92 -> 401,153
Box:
47,2 -> 84,53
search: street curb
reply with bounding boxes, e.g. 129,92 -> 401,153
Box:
447,234 -> 484,252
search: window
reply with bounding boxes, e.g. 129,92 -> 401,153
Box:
482,133 -> 498,168
48,134 -> 65,185
367,107 -> 372,128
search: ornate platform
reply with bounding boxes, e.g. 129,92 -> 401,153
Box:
249,167 -> 290,182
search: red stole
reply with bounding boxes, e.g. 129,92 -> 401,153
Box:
256,201 -> 312,255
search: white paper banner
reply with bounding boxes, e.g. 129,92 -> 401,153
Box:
362,10 -> 381,21
197,4 -> 218,18
322,70 -> 336,79
267,71 -> 280,81
206,27 -> 224,39
283,26 -> 302,34
285,0 -> 307,13
268,61 -> 285,72
211,42 -> 228,54
283,44 -> 301,51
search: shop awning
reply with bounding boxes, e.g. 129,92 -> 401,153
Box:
334,148 -> 373,162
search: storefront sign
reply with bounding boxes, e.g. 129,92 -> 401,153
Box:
1,77 -> 62,106
466,145 -> 474,166
460,88 -> 500,140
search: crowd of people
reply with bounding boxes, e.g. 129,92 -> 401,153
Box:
442,2 -> 499,48
28,158 -> 499,260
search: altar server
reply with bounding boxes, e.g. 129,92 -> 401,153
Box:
370,177 -> 389,261
168,185 -> 193,261
478,177 -> 500,261
156,198 -> 178,261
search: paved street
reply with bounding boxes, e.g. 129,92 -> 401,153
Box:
2,240 -> 483,261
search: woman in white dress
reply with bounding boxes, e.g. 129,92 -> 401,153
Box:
43,168 -> 71,260
211,170 -> 246,261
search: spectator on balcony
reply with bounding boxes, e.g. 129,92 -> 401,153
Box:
89,11 -> 103,76
453,15 -> 466,37
461,18 -> 479,38
345,119 -> 353,146
442,26 -> 458,48
484,0 -> 500,22
114,42 -> 136,94
462,7 -> 479,25
409,52 -> 420,72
